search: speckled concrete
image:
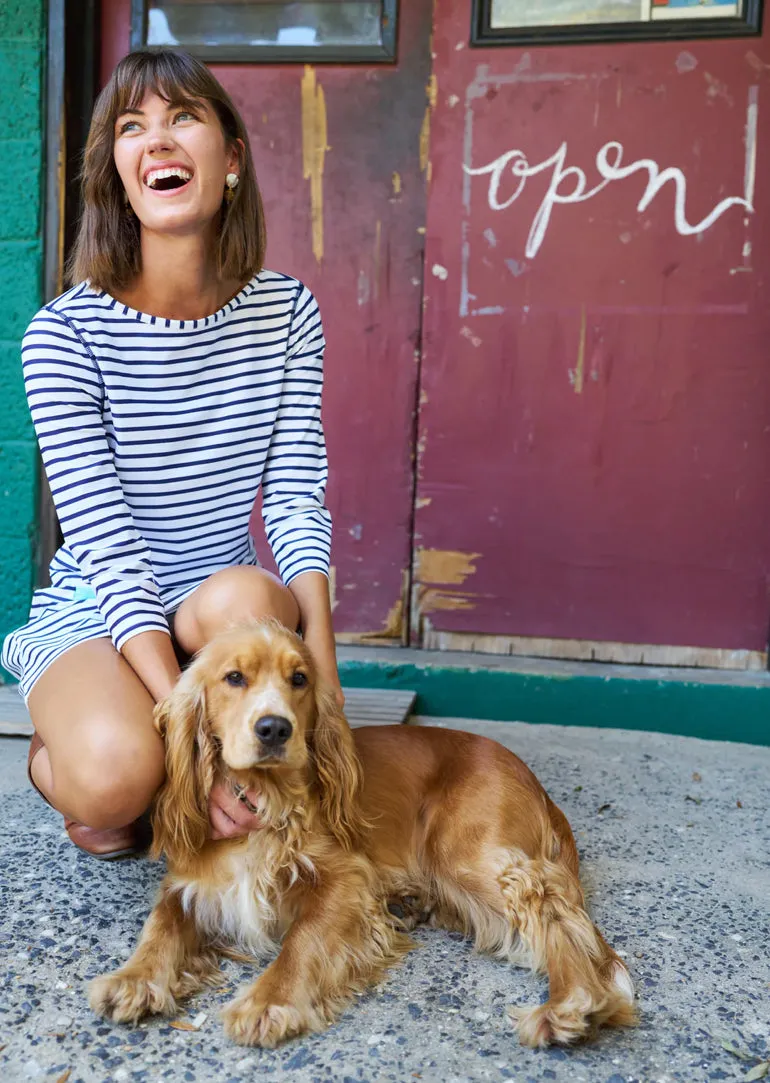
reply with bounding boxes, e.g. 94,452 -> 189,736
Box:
1,719 -> 769,1083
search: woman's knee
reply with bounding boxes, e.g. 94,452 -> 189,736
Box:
58,728 -> 166,829
176,567 -> 299,651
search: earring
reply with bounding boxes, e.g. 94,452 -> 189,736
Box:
224,172 -> 239,203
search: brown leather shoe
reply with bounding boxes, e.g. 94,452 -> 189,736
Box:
28,731 -> 143,860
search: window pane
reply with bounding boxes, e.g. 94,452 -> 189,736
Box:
148,1 -> 384,48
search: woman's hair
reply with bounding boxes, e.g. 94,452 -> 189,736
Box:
67,49 -> 266,293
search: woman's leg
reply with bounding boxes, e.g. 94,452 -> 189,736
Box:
172,567 -> 300,656
27,638 -> 166,831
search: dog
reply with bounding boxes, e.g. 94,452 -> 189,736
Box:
89,619 -> 636,1048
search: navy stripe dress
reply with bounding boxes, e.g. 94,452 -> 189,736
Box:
1,270 -> 332,700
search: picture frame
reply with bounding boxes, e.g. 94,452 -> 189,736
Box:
470,0 -> 762,46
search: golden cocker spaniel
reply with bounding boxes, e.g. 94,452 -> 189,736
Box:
89,620 -> 636,1048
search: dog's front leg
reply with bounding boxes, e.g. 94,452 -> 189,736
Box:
89,883 -> 221,1024
222,861 -> 414,1047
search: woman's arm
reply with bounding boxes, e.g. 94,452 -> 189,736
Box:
261,285 -> 340,698
289,570 -> 343,707
121,631 -> 181,703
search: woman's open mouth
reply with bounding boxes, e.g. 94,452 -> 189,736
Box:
143,167 -> 193,196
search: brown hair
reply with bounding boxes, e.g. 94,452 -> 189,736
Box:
67,48 -> 266,293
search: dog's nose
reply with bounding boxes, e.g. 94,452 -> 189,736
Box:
254,715 -> 293,747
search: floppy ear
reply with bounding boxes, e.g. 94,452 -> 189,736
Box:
311,690 -> 366,851
150,662 -> 216,865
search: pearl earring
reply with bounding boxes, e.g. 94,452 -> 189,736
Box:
224,173 -> 239,203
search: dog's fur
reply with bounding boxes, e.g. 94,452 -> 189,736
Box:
89,620 -> 636,1048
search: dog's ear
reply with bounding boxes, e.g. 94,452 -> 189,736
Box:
311,689 -> 366,850
151,662 -> 216,865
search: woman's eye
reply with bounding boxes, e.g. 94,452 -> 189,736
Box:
225,670 -> 247,687
291,672 -> 307,689
174,111 -> 196,123
117,120 -> 140,134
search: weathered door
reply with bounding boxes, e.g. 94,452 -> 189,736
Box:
414,0 -> 770,665
100,0 -> 432,643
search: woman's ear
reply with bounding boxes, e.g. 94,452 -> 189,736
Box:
311,689 -> 366,850
151,663 -> 216,865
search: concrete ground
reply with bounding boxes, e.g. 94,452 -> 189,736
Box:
1,718 -> 768,1083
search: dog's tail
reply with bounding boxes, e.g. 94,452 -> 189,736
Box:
501,852 -> 636,1046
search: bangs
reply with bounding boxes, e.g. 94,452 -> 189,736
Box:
108,51 -> 231,134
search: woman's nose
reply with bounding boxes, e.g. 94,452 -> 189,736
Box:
145,125 -> 176,153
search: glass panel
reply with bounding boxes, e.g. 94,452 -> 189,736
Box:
490,0 -> 641,27
148,1 -> 383,48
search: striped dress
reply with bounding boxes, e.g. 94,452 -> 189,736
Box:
1,270 -> 332,700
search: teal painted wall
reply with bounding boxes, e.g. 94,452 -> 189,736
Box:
0,1 -> 45,676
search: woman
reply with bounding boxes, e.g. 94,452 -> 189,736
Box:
1,48 -> 342,858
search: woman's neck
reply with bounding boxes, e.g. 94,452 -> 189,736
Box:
116,228 -> 244,320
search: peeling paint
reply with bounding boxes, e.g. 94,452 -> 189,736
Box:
420,588 -> 477,612
676,51 -> 698,74
419,106 -> 432,177
505,257 -> 526,277
570,304 -> 587,395
392,171 -> 402,196
301,66 -> 328,263
416,548 -> 481,585
432,263 -> 449,280
373,220 -> 382,302
426,73 -> 438,110
483,228 -> 497,247
447,94 -> 460,108
357,269 -> 370,307
460,325 -> 482,347
415,496 -> 432,509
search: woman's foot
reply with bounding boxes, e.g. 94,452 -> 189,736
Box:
28,732 -> 144,860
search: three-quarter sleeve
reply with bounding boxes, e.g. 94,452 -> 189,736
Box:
22,309 -> 170,649
260,285 -> 332,585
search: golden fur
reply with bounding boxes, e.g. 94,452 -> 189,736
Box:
89,620 -> 636,1048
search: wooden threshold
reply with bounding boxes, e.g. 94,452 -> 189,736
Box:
421,623 -> 767,672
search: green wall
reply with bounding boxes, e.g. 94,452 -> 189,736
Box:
0,0 -> 45,675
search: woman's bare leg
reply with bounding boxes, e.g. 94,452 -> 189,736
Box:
27,638 -> 165,829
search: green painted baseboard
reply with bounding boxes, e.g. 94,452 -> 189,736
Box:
337,656 -> 770,747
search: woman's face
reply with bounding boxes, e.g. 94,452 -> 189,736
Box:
113,90 -> 239,237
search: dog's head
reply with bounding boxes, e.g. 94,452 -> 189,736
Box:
151,619 -> 364,864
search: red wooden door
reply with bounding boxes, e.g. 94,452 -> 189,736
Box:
415,1 -> 770,663
100,0 -> 432,644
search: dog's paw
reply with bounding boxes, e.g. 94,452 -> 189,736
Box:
89,970 -> 177,1024
222,990 -> 308,1047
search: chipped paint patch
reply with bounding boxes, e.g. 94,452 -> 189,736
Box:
704,72 -> 734,107
483,228 -> 497,248
432,263 -> 449,280
460,325 -> 482,347
416,548 -> 481,585
569,304 -> 587,394
392,171 -> 402,196
447,94 -> 460,108
415,496 -> 432,509
676,51 -> 698,74
301,66 -> 328,263
420,588 -> 476,612
359,599 -> 404,640
505,257 -> 526,277
419,107 -> 431,178
373,220 -> 382,301
357,269 -> 370,307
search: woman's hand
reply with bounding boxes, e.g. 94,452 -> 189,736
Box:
208,779 -> 262,840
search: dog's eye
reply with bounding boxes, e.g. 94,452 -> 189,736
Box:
224,670 -> 247,687
290,671 -> 307,688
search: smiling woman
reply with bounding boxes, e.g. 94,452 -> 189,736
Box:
1,49 -> 341,860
